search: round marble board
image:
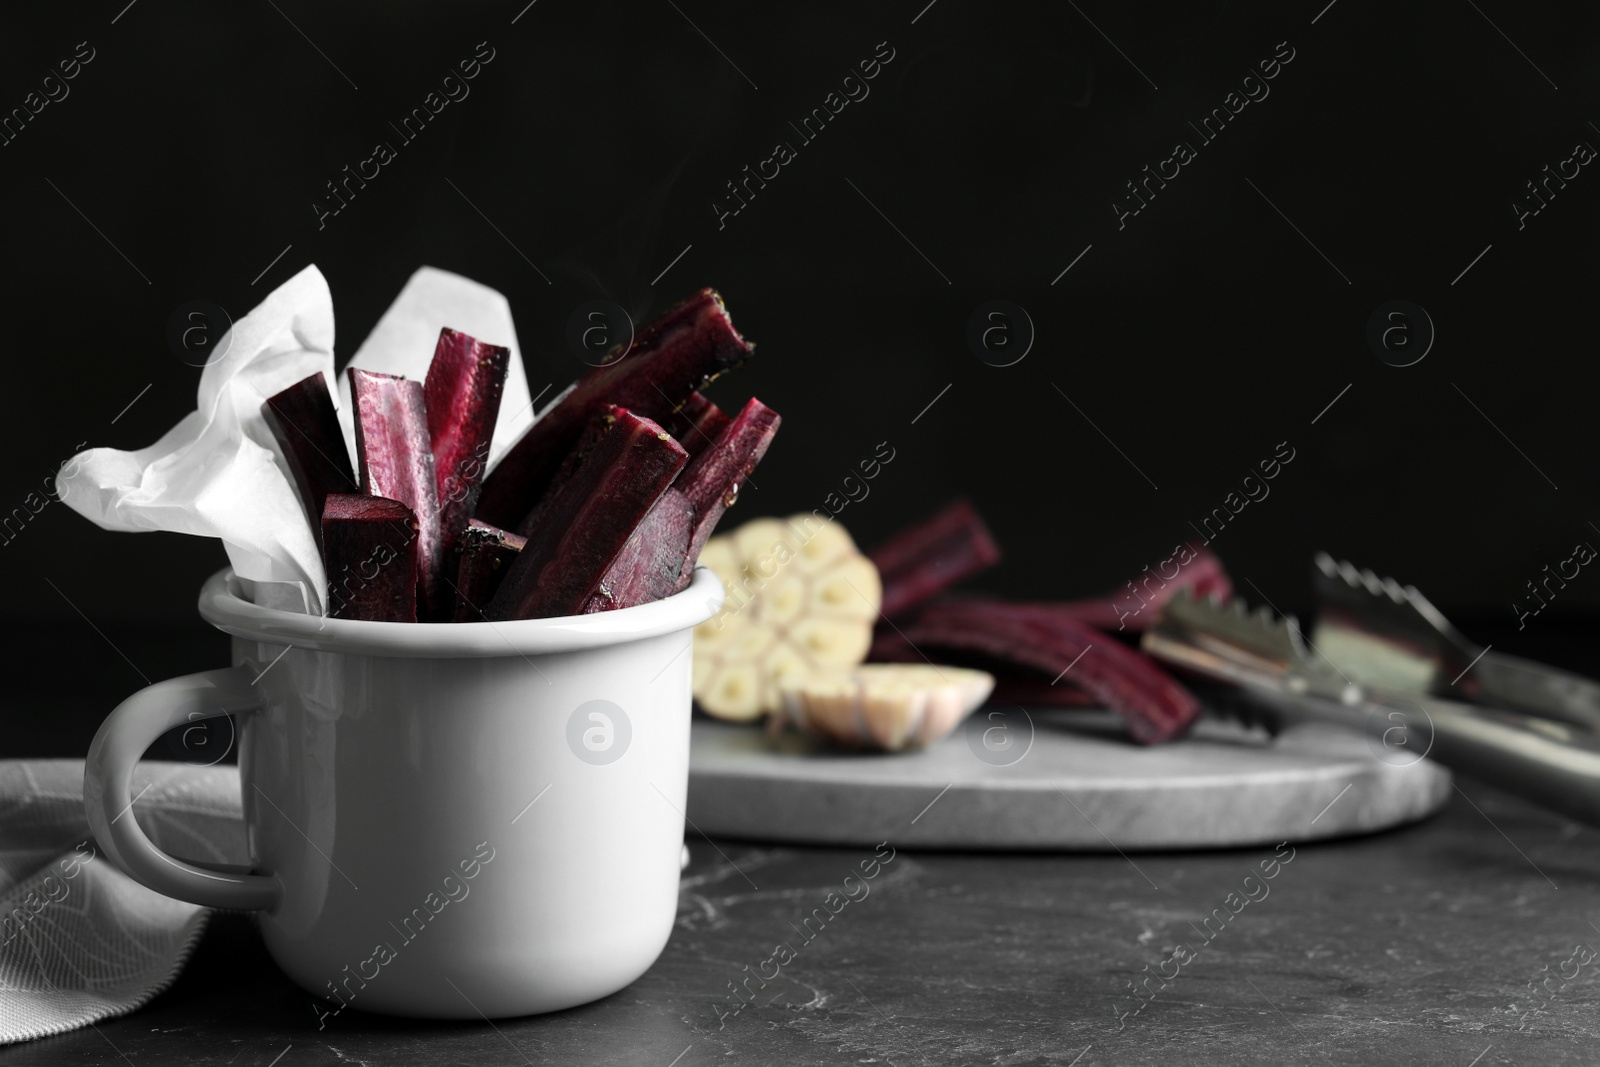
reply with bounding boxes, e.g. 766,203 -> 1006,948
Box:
685,710 -> 1451,850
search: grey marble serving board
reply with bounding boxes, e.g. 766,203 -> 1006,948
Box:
686,710 -> 1452,850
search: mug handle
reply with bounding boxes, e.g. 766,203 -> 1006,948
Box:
84,666 -> 281,911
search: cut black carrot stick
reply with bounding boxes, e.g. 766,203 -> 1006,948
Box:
423,328 -> 510,578
486,411 -> 688,621
869,499 -> 1001,618
514,404 -> 625,539
989,673 -> 1102,708
475,289 -> 751,528
322,494 -> 419,622
873,602 -> 1200,743
582,491 -> 696,614
664,391 -> 731,462
262,372 -> 356,552
1011,547 -> 1235,630
350,369 -> 443,620
450,519 -> 525,622
583,397 -> 781,613
672,397 -> 780,590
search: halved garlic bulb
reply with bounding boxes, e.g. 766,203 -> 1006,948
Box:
692,514 -> 881,720
777,664 -> 995,751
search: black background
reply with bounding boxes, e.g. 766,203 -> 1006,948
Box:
2,1 -> 1597,684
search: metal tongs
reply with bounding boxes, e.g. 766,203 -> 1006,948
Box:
1309,552 -> 1600,732
1142,581 -> 1600,828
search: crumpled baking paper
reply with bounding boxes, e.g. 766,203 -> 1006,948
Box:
56,264 -> 535,616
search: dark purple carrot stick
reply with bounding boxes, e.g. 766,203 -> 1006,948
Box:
582,491 -> 696,614
350,369 -> 443,619
450,519 -> 526,622
423,328 -> 510,574
322,494 -> 419,622
869,499 -> 1002,618
582,397 -> 781,613
988,673 -> 1102,708
663,392 -> 731,462
514,405 -> 626,539
672,397 -> 780,589
952,549 -> 1232,634
475,289 -> 751,528
874,602 -> 1200,743
262,372 -> 357,552
486,411 -> 688,621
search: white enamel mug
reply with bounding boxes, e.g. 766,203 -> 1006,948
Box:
83,566 -> 722,1019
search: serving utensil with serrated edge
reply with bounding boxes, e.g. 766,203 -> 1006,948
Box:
1310,552 -> 1600,733
1143,589 -> 1600,828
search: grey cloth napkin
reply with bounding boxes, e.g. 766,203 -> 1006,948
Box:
0,760 -> 246,1046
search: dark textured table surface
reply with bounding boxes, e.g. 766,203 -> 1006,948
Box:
5,622 -> 1600,1066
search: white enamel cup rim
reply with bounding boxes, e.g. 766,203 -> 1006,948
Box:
197,566 -> 725,656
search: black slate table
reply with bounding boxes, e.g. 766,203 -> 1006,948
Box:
4,623 -> 1598,1066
